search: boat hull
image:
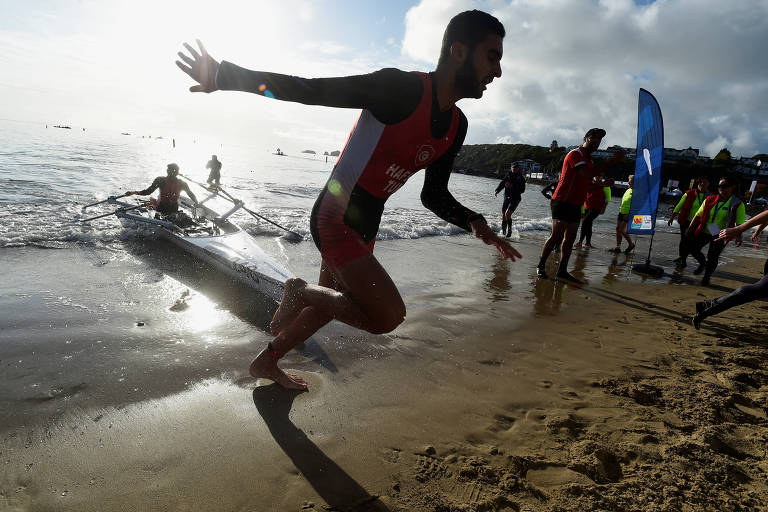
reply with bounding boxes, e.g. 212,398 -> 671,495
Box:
116,205 -> 290,302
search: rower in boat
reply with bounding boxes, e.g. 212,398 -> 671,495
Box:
126,163 -> 199,227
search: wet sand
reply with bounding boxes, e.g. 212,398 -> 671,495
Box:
1,232 -> 767,511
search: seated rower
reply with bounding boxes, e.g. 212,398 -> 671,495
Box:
126,163 -> 198,215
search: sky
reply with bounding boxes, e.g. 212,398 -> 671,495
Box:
1,0 -> 767,158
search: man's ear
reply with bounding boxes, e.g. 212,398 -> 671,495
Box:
449,41 -> 468,64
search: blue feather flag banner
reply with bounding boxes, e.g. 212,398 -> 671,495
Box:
628,88 -> 664,234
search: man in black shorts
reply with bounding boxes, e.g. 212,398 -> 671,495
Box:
495,162 -> 526,236
537,129 -> 624,283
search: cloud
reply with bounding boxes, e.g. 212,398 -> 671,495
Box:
2,0 -> 768,159
402,0 -> 768,157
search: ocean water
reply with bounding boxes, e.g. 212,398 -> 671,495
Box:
0,119 -> 560,250
4,117 -> 767,270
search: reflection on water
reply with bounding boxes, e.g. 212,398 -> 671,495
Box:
571,250 -> 589,284
128,238 -> 278,331
484,255 -> 512,302
533,277 -> 566,315
603,253 -> 630,284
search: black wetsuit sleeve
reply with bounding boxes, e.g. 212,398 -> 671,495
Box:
215,63 -> 423,125
421,112 -> 476,232
134,177 -> 163,196
495,180 -> 506,194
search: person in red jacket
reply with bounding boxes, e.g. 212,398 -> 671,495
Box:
575,176 -> 613,248
667,176 -> 710,268
536,129 -> 624,283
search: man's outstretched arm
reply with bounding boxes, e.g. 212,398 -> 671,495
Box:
176,40 -> 422,124
128,178 -> 162,196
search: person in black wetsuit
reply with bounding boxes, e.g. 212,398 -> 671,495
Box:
693,208 -> 768,329
125,163 -> 198,215
495,163 -> 526,237
206,155 -> 222,187
177,10 -> 518,390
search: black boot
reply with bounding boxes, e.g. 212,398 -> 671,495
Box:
692,301 -> 709,329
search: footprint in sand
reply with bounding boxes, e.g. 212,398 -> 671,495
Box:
380,447 -> 402,464
413,453 -> 448,482
487,414 -> 516,433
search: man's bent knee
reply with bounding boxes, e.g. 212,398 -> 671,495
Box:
367,307 -> 406,335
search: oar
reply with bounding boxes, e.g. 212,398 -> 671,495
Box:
179,173 -> 218,192
216,186 -> 303,241
179,173 -> 303,241
79,202 -> 149,223
81,193 -> 128,211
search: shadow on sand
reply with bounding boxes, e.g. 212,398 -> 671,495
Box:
253,385 -> 390,511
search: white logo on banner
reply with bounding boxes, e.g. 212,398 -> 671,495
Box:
643,148 -> 652,176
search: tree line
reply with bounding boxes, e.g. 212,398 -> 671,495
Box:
455,141 -> 768,191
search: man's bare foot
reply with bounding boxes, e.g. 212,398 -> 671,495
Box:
249,349 -> 308,390
270,277 -> 307,336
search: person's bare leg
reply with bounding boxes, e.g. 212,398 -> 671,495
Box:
612,221 -> 623,251
622,226 -> 633,245
556,222 -> 581,281
538,220 -> 567,278
270,277 -> 307,336
252,255 -> 405,389
558,222 -> 579,267
253,263 -> 338,389
540,220 -> 566,262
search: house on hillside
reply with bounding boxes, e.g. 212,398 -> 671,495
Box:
512,159 -> 542,176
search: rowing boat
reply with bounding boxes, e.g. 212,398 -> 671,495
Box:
88,188 -> 291,302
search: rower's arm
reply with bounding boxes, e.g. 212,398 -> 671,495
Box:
421,113 -> 477,231
182,182 -> 198,204
131,177 -> 162,196
216,64 -> 423,125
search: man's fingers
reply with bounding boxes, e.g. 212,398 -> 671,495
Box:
178,52 -> 195,67
190,84 -> 204,93
176,60 -> 192,75
183,42 -> 201,60
196,39 -> 208,56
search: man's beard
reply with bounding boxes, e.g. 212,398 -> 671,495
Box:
455,53 -> 481,99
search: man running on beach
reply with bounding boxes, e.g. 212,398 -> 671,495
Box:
495,162 -> 526,237
536,129 -> 624,283
176,10 -> 520,390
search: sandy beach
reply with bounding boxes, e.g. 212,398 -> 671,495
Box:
1,229 -> 767,512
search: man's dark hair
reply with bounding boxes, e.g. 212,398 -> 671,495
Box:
584,128 -> 606,140
719,174 -> 738,188
694,175 -> 709,187
438,10 -> 505,68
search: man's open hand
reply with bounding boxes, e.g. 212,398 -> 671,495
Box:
176,39 -> 219,93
